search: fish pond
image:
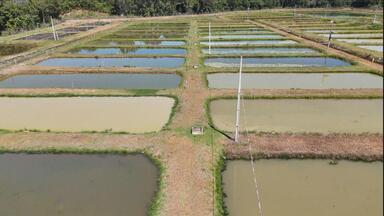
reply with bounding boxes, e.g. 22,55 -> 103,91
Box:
94,40 -> 186,46
223,160 -> 383,216
202,47 -> 317,55
210,99 -> 383,133
337,39 -> 383,44
200,40 -> 297,46
0,73 -> 181,89
0,97 -> 175,133
68,48 -> 186,55
36,57 -> 185,68
204,57 -> 350,67
358,45 -> 383,52
207,73 -> 383,89
202,34 -> 283,39
0,153 -> 159,216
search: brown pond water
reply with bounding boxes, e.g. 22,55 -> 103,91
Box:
223,160 -> 383,216
0,97 -> 174,133
0,154 -> 159,216
210,99 -> 383,133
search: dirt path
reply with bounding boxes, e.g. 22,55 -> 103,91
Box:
250,20 -> 383,72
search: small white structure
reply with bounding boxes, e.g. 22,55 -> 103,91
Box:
191,126 -> 204,135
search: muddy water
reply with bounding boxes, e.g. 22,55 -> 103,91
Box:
358,45 -> 383,52
0,97 -> 174,133
0,154 -> 158,216
207,73 -> 383,89
202,47 -> 317,54
36,57 -> 185,68
204,57 -> 350,67
210,99 -> 383,133
223,160 -> 383,216
69,48 -> 186,55
0,73 -> 181,89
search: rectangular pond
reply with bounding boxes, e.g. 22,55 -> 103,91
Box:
0,73 -> 181,89
0,97 -> 174,133
223,160 -> 383,216
318,33 -> 383,38
0,153 -> 158,216
210,99 -> 383,133
202,47 -> 318,55
36,57 -> 185,68
337,39 -> 384,44
68,48 -> 186,55
207,73 -> 383,89
200,40 -> 297,46
94,40 -> 186,46
0,44 -> 36,57
204,57 -> 350,67
358,45 -> 383,52
202,35 -> 284,39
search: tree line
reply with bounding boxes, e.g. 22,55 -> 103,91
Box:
0,0 -> 382,34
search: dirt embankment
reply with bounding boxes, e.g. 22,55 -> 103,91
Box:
224,133 -> 383,161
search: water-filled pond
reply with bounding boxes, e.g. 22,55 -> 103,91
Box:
337,39 -> 383,44
203,30 -> 272,35
69,48 -> 186,55
210,99 -> 383,133
36,57 -> 185,68
202,35 -> 283,39
358,45 -> 383,52
0,97 -> 174,133
0,73 -> 181,89
207,73 -> 383,89
202,47 -> 317,54
318,33 -> 383,38
223,160 -> 383,216
200,40 -> 297,46
204,57 -> 350,67
0,153 -> 159,216
94,40 -> 186,46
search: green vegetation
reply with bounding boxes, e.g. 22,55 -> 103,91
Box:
1,0 -> 382,35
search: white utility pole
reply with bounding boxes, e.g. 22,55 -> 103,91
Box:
208,22 -> 212,54
235,56 -> 243,143
50,17 -> 57,41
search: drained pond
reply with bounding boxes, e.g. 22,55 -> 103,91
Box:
0,97 -> 174,133
207,73 -> 383,89
223,160 -> 383,216
36,57 -> 185,68
205,57 -> 350,67
210,99 -> 383,133
68,48 -> 186,55
0,153 -> 159,216
0,73 -> 181,89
